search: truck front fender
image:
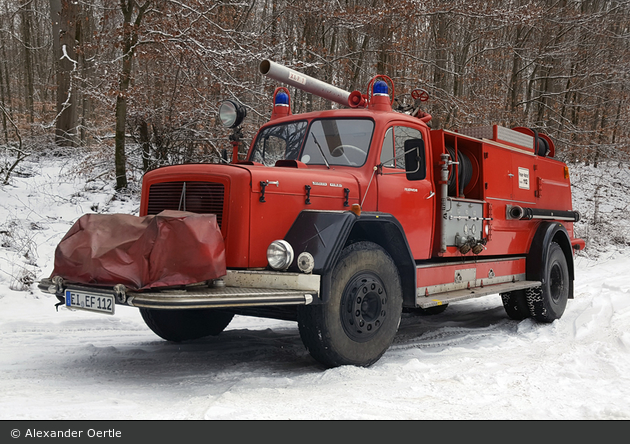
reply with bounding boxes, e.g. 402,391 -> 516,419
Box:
283,210 -> 416,306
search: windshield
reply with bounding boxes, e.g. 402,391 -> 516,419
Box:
249,120 -> 308,166
249,118 -> 374,167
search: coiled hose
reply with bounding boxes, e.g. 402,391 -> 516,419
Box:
446,145 -> 472,196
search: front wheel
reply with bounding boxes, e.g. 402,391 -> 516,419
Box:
140,308 -> 234,342
297,241 -> 403,368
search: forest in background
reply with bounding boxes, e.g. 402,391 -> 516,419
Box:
0,0 -> 629,190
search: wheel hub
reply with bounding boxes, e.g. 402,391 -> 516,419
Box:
341,273 -> 388,342
549,262 -> 565,303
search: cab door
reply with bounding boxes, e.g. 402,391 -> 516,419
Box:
377,125 -> 434,260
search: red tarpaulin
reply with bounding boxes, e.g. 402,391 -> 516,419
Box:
51,210 -> 226,290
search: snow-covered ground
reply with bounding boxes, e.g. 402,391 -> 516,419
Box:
1,156 -> 629,420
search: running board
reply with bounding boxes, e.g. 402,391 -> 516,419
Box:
416,280 -> 541,309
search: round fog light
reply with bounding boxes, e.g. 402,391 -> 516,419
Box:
267,240 -> 294,270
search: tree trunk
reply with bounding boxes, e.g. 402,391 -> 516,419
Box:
1,13 -> 13,124
115,94 -> 128,187
20,2 -> 35,124
0,36 -> 7,143
432,12 -> 450,129
139,119 -> 151,172
77,3 -> 95,145
49,0 -> 79,147
114,0 -> 150,190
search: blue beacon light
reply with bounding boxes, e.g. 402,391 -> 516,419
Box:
373,80 -> 389,96
275,91 -> 290,106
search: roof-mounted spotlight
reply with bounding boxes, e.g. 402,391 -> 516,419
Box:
219,100 -> 247,128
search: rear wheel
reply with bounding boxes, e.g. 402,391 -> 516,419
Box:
500,290 -> 531,320
140,308 -> 234,342
526,242 -> 569,322
411,304 -> 448,316
297,241 -> 403,368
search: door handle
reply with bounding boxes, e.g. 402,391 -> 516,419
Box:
425,191 -> 435,200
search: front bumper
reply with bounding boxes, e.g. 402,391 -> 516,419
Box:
39,270 -> 319,310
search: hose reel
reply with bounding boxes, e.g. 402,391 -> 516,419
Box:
446,145 -> 473,197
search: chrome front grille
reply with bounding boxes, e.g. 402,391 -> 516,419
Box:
147,181 -> 225,227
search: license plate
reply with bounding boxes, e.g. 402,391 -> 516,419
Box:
65,290 -> 115,315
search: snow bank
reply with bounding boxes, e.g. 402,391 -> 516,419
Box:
1,157 -> 629,420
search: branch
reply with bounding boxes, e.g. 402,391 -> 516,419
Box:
0,104 -> 30,185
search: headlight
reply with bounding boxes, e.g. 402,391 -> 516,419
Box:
267,240 -> 294,270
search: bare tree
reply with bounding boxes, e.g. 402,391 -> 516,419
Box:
114,0 -> 150,190
49,0 -> 78,147
0,0 -> 626,183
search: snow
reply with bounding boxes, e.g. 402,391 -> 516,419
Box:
1,156 -> 630,420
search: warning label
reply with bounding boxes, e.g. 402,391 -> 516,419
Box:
518,167 -> 530,189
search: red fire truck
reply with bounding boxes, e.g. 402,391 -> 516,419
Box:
41,60 -> 584,368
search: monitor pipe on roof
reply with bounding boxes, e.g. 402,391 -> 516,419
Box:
260,59 -> 351,108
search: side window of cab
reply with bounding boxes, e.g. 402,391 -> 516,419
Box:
380,126 -> 425,172
380,128 -> 395,167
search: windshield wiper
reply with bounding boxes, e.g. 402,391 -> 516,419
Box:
311,133 -> 330,169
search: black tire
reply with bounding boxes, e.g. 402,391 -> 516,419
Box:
500,290 -> 531,320
415,304 -> 448,316
297,241 -> 403,368
526,242 -> 569,322
140,308 -> 234,342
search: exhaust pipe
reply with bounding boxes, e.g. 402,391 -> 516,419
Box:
260,60 -> 351,108
506,205 -> 580,222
